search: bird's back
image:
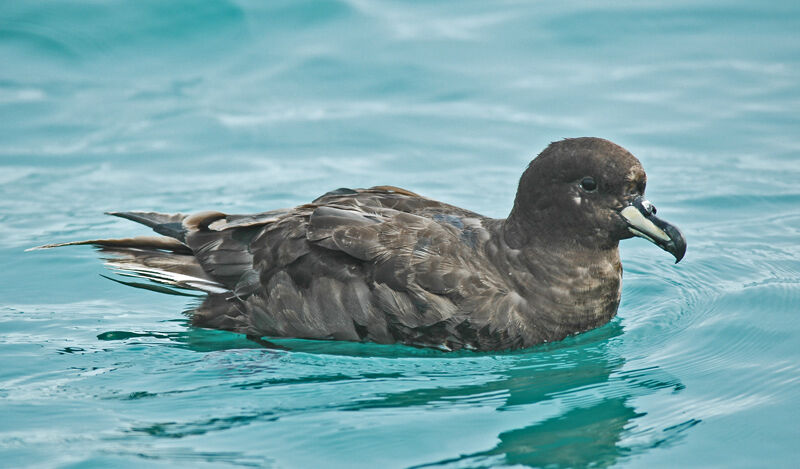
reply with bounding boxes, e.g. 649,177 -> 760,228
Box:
87,186 -> 517,350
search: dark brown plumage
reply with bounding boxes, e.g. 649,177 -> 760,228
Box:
33,137 -> 686,351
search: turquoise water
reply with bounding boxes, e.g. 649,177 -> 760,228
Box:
2,0 -> 799,467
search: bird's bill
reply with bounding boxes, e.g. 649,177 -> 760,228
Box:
619,197 -> 686,263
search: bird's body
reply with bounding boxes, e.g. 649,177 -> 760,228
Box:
34,138 -> 686,351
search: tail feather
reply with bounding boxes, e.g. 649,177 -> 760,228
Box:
26,235 -> 190,253
99,274 -> 201,297
29,235 -> 229,295
99,246 -> 229,294
27,210 -> 261,298
107,211 -> 189,241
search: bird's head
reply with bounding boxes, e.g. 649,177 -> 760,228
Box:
507,137 -> 686,263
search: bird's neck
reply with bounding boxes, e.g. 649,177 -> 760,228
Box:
495,219 -> 623,343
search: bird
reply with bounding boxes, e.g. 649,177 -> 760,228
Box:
32,137 -> 686,351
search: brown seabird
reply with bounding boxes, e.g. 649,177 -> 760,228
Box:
32,137 -> 686,351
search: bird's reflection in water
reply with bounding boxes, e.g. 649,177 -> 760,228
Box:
452,398 -> 641,468
99,320 -> 694,467
355,322 -> 691,469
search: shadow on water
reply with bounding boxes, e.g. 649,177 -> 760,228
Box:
96,315 -> 478,357
96,324 -> 266,353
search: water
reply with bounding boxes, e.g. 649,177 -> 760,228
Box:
1,0 -> 799,467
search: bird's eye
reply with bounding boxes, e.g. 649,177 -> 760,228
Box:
580,177 -> 597,192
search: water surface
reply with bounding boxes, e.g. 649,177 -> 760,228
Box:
1,1 -> 799,467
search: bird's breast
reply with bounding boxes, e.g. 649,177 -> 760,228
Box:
494,244 -> 623,342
